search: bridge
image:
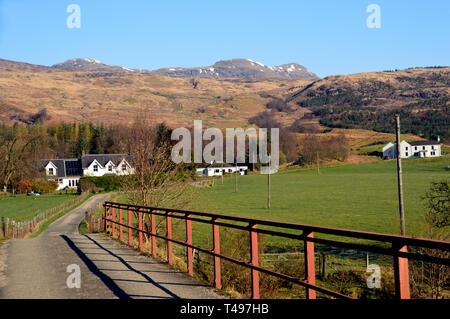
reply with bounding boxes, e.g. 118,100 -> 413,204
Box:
0,194 -> 448,299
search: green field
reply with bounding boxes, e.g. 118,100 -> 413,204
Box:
0,194 -> 82,222
107,156 -> 449,251
185,157 -> 449,242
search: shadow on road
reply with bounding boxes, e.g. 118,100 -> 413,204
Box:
61,234 -> 181,299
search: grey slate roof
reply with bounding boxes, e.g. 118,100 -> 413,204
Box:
41,154 -> 132,178
81,154 -> 131,168
41,159 -> 82,178
408,140 -> 440,146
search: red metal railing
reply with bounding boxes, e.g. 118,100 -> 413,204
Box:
103,201 -> 450,299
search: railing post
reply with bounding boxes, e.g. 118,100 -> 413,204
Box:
250,223 -> 260,299
151,211 -> 157,257
212,218 -> 222,290
85,212 -> 89,232
393,242 -> 410,299
119,208 -> 123,241
186,214 -> 193,276
128,209 -> 132,246
166,212 -> 173,265
138,209 -> 143,251
105,206 -> 110,234
304,230 -> 316,299
112,207 -> 116,237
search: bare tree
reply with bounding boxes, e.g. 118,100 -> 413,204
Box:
0,126 -> 43,192
411,180 -> 450,298
121,117 -> 197,239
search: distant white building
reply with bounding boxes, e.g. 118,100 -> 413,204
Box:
42,154 -> 134,190
382,139 -> 441,159
196,162 -> 248,177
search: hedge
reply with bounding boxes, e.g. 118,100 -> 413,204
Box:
80,175 -> 126,192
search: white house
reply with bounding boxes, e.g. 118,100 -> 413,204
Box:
196,162 -> 248,177
382,139 -> 441,159
42,154 -> 134,190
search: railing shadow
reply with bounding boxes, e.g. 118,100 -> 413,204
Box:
61,234 -> 181,299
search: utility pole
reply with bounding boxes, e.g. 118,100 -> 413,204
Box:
317,151 -> 320,174
395,114 -> 406,236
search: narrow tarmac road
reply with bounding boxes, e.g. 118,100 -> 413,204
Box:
0,194 -> 221,299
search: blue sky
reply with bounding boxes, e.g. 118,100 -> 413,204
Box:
0,0 -> 448,77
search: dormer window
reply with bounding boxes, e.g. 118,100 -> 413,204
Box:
93,164 -> 98,172
122,164 -> 127,171
108,165 -> 113,172
49,168 -> 54,175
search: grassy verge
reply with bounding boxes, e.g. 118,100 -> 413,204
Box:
28,193 -> 94,238
0,193 -> 84,222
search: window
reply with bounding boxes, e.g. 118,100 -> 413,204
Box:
432,145 -> 434,150
415,146 -> 417,150
48,168 -> 54,175
58,179 -> 63,184
108,165 -> 113,172
93,165 -> 98,172
69,180 -> 72,187
405,152 -> 408,157
215,169 -> 220,173
228,169 -> 232,172
122,164 -> 127,171
405,147 -> 408,151
423,146 -> 425,150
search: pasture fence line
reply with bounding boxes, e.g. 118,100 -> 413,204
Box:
103,201 -> 450,299
0,192 -> 89,239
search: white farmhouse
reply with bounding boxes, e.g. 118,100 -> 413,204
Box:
196,163 -> 248,177
42,154 -> 134,190
382,139 -> 441,159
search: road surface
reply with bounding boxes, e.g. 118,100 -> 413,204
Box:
0,193 -> 221,299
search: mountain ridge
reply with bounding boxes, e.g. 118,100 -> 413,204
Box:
50,57 -> 318,79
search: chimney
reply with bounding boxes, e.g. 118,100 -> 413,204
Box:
437,136 -> 440,143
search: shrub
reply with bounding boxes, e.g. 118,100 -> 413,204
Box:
32,179 -> 58,193
17,180 -> 32,193
78,178 -> 98,193
80,175 -> 125,192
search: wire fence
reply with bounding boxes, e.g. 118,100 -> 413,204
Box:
0,192 -> 88,239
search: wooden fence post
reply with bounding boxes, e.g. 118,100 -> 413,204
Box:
321,253 -> 327,278
1,217 -> 5,238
